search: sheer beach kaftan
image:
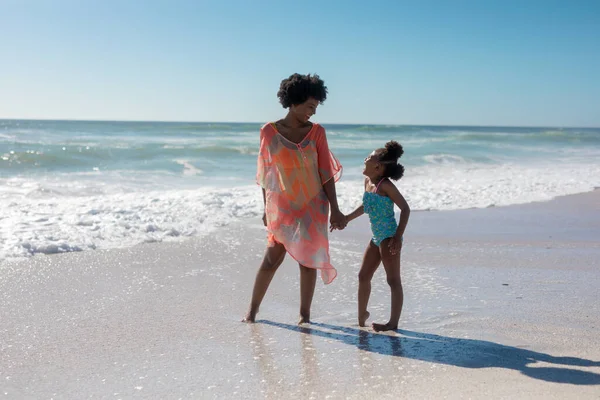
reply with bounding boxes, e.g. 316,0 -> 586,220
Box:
256,123 -> 342,284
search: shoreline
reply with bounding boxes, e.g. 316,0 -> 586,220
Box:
4,188 -> 600,264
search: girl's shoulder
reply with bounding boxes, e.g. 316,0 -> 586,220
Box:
365,178 -> 381,194
379,179 -> 399,195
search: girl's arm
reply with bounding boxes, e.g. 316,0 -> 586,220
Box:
338,178 -> 367,226
381,181 -> 410,239
331,204 -> 362,232
346,177 -> 368,222
346,204 -> 364,222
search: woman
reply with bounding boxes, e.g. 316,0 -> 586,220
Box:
243,73 -> 346,324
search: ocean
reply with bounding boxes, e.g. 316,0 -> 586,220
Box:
1,119 -> 599,259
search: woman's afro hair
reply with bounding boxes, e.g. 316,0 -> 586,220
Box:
277,73 -> 328,108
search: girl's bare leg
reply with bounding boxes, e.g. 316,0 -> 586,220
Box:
372,239 -> 403,332
358,241 -> 382,327
243,242 -> 287,322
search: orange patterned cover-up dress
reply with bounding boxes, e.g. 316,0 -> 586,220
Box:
256,122 -> 343,284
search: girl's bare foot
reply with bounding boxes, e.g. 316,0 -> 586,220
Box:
358,311 -> 370,327
372,322 -> 398,332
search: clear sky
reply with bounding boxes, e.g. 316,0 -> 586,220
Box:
1,0 -> 599,127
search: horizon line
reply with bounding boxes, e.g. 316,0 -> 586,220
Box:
0,117 -> 598,130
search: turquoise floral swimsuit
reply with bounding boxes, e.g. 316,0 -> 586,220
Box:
363,179 -> 401,246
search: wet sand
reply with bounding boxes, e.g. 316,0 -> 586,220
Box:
2,191 -> 599,399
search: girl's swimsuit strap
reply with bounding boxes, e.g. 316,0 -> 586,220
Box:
375,178 -> 387,193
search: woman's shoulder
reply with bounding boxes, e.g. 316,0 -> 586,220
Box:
260,122 -> 279,139
261,122 -> 276,131
308,123 -> 326,141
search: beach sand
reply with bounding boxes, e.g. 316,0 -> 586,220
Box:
2,191 -> 599,399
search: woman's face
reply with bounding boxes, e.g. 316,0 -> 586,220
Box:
291,98 -> 319,123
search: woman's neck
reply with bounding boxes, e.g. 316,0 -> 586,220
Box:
282,113 -> 305,128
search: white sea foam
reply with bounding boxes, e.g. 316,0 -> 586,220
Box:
1,185 -> 263,259
174,159 -> 203,176
2,161 -> 598,259
422,154 -> 467,164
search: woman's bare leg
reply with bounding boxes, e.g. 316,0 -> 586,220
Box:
299,264 -> 317,324
243,242 -> 287,322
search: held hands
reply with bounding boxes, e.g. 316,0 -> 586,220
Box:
388,235 -> 402,255
329,209 -> 347,232
266,208 -> 348,231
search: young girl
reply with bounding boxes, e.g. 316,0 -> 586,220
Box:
338,141 -> 410,332
243,73 -> 346,324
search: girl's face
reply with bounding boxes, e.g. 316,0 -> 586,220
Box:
363,151 -> 383,179
290,98 -> 319,123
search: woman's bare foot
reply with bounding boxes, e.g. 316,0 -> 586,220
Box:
358,311 -> 370,327
372,322 -> 398,332
298,314 -> 311,325
242,309 -> 257,323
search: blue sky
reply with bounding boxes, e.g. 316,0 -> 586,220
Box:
1,0 -> 599,126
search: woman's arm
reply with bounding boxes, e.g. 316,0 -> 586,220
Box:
316,126 -> 345,229
261,188 -> 267,226
324,180 -> 346,229
323,179 -> 341,214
